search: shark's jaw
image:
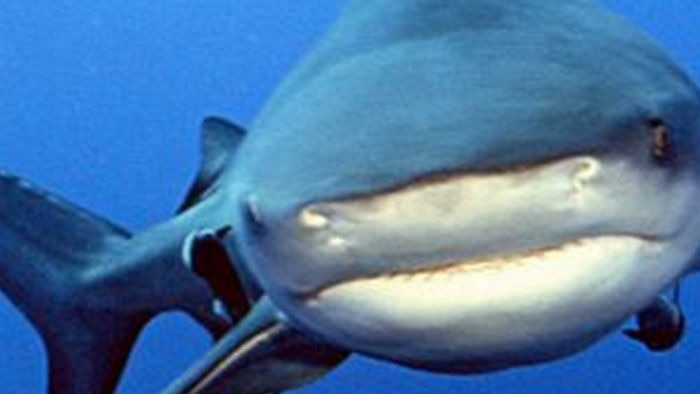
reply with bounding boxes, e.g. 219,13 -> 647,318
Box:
308,235 -> 660,372
243,155 -> 700,372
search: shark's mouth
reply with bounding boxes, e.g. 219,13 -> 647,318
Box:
289,155 -> 684,299
315,235 -> 657,297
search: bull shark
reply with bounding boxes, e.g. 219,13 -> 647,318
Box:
1,0 -> 699,393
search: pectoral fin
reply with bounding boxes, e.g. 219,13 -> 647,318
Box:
161,297 -> 348,394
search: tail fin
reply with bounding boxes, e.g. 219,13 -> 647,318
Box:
0,170 -> 152,394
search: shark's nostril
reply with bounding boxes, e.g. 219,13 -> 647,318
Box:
573,157 -> 601,194
242,195 -> 267,235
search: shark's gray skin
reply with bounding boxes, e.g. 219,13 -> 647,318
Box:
219,0 -> 700,375
1,0 -> 700,394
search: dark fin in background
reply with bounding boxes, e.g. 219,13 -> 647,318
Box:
624,285 -> 685,352
182,226 -> 252,323
0,171 -> 151,394
177,117 -> 246,213
161,298 -> 349,394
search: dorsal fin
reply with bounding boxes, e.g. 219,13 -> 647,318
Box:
177,116 -> 246,213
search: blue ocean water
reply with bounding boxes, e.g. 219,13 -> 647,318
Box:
0,1 -> 698,393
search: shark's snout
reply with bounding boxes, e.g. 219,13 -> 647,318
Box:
239,153 -> 700,372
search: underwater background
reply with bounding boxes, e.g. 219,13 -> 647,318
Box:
0,1 -> 698,393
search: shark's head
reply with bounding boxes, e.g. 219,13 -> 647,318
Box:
229,0 -> 700,372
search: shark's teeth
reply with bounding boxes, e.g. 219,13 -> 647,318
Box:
313,235 -> 659,295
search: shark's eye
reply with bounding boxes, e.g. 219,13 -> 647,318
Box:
649,118 -> 675,163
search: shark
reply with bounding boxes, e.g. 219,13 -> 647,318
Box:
1,0 -> 699,393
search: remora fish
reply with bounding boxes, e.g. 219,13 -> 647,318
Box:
1,1 -> 699,394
